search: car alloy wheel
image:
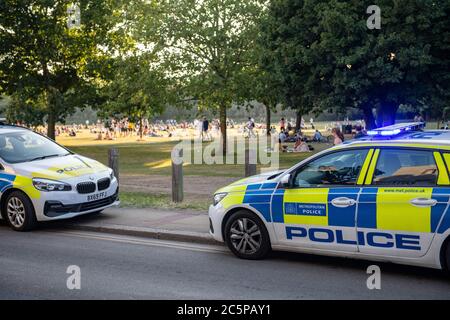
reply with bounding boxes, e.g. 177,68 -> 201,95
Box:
229,217 -> 262,254
7,196 -> 26,228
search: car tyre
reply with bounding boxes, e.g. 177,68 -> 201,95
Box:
4,191 -> 37,231
445,241 -> 450,275
224,210 -> 271,260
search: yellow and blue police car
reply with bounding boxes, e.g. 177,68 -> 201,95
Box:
209,122 -> 450,270
0,124 -> 119,231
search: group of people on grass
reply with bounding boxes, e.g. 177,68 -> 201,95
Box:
275,117 -> 368,153
14,114 -> 368,151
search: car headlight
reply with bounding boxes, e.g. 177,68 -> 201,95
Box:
32,178 -> 72,192
108,168 -> 115,180
213,192 -> 228,206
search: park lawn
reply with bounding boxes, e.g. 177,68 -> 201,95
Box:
59,121 -> 442,178
119,191 -> 210,211
60,139 -> 329,177
56,121 -> 441,177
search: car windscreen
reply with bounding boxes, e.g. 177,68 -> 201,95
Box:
0,131 -> 71,164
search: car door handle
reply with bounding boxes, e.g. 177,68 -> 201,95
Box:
410,198 -> 438,207
331,197 -> 356,208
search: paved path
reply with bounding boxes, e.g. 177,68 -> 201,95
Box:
59,207 -> 213,244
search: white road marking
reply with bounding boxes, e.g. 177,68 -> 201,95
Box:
43,229 -> 229,254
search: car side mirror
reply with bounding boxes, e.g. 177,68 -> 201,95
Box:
280,173 -> 291,188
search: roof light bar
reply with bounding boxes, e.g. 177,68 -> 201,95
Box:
367,122 -> 425,137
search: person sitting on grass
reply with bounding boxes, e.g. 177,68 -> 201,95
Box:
278,128 -> 287,152
354,125 -> 365,139
95,131 -> 103,140
69,129 -> 76,137
279,128 -> 287,143
293,135 -> 311,153
293,140 -> 310,153
331,127 -> 345,145
313,130 -> 323,142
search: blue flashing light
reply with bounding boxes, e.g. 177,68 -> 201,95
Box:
381,129 -> 401,136
367,129 -> 402,136
366,122 -> 425,138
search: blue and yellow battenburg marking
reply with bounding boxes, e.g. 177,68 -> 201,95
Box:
240,182 -> 278,222
0,173 -> 41,199
358,187 -> 450,234
272,187 -> 360,228
222,182 -> 450,236
0,172 -> 16,193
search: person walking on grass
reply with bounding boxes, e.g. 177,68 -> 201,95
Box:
279,117 -> 286,131
202,116 -> 211,141
246,117 -> 256,138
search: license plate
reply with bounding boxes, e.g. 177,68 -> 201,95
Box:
87,192 -> 107,202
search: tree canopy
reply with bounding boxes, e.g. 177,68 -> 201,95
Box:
1,0 -> 449,136
153,0 -> 265,152
101,53 -> 173,139
260,0 -> 450,128
0,0 -> 126,139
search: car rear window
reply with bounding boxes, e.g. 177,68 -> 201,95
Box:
443,153 -> 450,172
372,149 -> 438,186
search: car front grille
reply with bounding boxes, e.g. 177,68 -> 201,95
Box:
43,190 -> 119,217
97,177 -> 111,191
76,182 -> 96,194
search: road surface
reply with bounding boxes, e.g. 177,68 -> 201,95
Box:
0,224 -> 449,299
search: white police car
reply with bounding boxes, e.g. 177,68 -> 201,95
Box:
209,123 -> 450,270
0,125 -> 119,231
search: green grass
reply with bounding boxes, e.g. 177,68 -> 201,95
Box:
119,191 -> 210,211
67,140 -> 330,177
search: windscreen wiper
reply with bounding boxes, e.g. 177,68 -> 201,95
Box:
28,154 -> 66,162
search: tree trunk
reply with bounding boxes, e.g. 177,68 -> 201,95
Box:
219,105 -> 227,155
47,111 -> 56,140
295,110 -> 302,132
377,103 -> 398,127
362,105 -> 377,129
42,62 -> 56,140
265,104 -> 271,136
139,116 -> 143,140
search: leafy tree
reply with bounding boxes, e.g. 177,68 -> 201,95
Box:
248,59 -> 283,134
0,0 -> 125,139
154,0 -> 265,153
259,0 -> 319,131
261,0 -> 450,129
3,92 -> 46,127
101,54 -> 172,140
254,72 -> 281,135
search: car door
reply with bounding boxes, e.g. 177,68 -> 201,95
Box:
273,148 -> 373,252
357,148 -> 450,258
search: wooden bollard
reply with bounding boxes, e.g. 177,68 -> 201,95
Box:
108,148 -> 119,183
172,148 -> 184,202
245,148 -> 257,177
